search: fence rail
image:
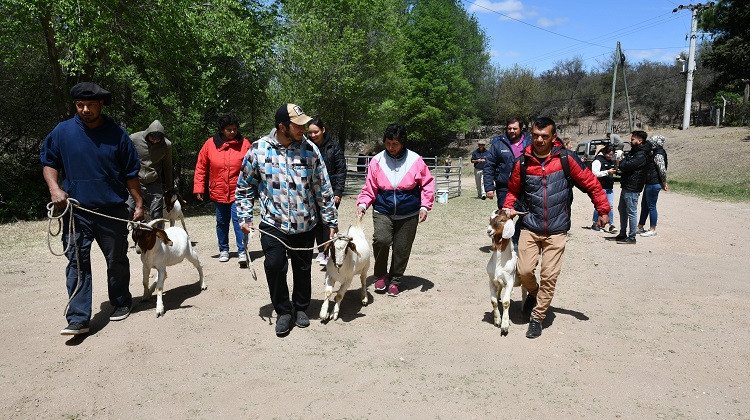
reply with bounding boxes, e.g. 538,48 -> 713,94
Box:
343,155 -> 463,199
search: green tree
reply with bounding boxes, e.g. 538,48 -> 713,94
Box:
276,0 -> 406,146
495,64 -> 542,124
699,0 -> 750,88
399,0 -> 488,153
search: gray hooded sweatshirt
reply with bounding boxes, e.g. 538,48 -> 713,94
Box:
130,120 -> 173,188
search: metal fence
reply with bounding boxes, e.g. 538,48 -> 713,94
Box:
343,155 -> 463,199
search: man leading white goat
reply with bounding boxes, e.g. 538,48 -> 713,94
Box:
502,117 -> 610,339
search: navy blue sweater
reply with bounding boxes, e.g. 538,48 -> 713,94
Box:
40,114 -> 140,208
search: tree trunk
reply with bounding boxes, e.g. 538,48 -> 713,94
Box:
39,7 -> 69,122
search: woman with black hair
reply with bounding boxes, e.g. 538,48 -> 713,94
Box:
356,124 -> 434,297
308,117 -> 347,265
193,114 -> 251,266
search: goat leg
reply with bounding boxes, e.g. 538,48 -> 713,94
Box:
142,264 -> 153,301
155,268 -> 167,317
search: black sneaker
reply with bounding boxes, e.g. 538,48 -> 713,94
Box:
616,237 -> 636,244
60,322 -> 89,335
295,311 -> 310,328
526,319 -> 542,338
276,314 -> 293,336
522,294 -> 537,315
109,306 -> 131,321
606,235 -> 626,241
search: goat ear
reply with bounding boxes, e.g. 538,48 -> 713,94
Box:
347,241 -> 361,258
156,230 -> 173,246
501,218 -> 515,239
323,241 -> 332,257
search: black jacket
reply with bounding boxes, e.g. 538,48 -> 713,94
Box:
316,131 -> 347,197
619,141 -> 651,192
644,146 -> 667,185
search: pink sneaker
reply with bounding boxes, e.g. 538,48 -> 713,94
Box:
373,275 -> 387,292
387,284 -> 400,297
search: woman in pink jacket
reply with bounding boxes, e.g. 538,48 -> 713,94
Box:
356,124 -> 434,297
194,114 -> 251,265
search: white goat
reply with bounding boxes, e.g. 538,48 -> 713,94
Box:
319,224 -> 371,322
132,219 -> 205,317
486,209 -> 526,335
163,190 -> 188,233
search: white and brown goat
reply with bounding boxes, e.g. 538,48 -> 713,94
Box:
163,190 -> 188,233
132,219 -> 205,317
319,225 -> 371,322
487,209 -> 526,335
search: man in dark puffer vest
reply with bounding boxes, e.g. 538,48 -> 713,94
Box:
504,117 -> 610,339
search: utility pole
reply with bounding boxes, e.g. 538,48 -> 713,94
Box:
673,2 -> 714,130
607,42 -> 634,135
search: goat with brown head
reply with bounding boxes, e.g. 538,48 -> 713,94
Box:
487,209 -> 515,252
132,219 -> 173,254
324,234 -> 361,271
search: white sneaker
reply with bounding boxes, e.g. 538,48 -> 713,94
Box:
238,252 -> 248,268
219,251 -> 229,262
319,255 -> 329,266
315,252 -> 325,264
640,230 -> 657,237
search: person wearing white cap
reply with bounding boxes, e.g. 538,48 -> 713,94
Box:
236,103 -> 338,336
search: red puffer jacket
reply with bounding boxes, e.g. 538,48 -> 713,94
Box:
193,135 -> 251,203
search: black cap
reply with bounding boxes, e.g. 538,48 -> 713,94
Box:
70,82 -> 112,105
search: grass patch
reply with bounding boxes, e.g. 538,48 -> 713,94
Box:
670,179 -> 750,202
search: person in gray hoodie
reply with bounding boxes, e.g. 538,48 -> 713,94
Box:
127,120 -> 173,223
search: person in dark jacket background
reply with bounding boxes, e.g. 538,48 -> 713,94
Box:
308,117 -> 347,265
127,120 -> 173,225
503,117 -> 609,338
638,135 -> 668,237
483,117 -> 532,209
590,145 -> 618,233
610,130 -> 651,244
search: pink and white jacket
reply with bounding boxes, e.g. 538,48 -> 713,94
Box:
357,150 -> 434,217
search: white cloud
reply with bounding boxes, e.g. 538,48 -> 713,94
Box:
536,17 -> 568,28
468,0 -> 525,17
488,49 -> 500,58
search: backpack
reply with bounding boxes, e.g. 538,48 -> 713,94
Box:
519,148 -> 585,207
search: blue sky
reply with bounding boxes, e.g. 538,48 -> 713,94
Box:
463,0 -> 701,74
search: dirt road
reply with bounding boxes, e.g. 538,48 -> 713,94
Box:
1,176 -> 748,419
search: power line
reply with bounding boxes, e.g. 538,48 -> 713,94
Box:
463,0 -> 612,49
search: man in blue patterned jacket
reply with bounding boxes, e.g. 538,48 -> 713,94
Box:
236,104 -> 338,336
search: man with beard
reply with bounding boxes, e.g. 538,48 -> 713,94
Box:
236,104 -> 338,336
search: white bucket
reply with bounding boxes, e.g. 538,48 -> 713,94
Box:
436,190 -> 449,204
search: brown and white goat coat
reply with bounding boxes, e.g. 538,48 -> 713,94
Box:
132,219 -> 205,317
486,210 -> 526,335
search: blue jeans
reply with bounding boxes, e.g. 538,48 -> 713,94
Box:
618,191 -> 641,239
638,183 -> 662,228
593,188 -> 615,225
62,204 -> 132,325
214,201 -> 245,253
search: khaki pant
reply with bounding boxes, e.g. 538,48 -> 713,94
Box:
517,230 -> 567,322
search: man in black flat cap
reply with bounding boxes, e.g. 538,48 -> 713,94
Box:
40,82 -> 144,336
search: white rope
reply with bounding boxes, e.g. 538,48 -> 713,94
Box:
46,198 -> 152,317
253,223 -> 347,251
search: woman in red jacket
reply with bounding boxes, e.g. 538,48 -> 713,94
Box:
194,114 -> 251,266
